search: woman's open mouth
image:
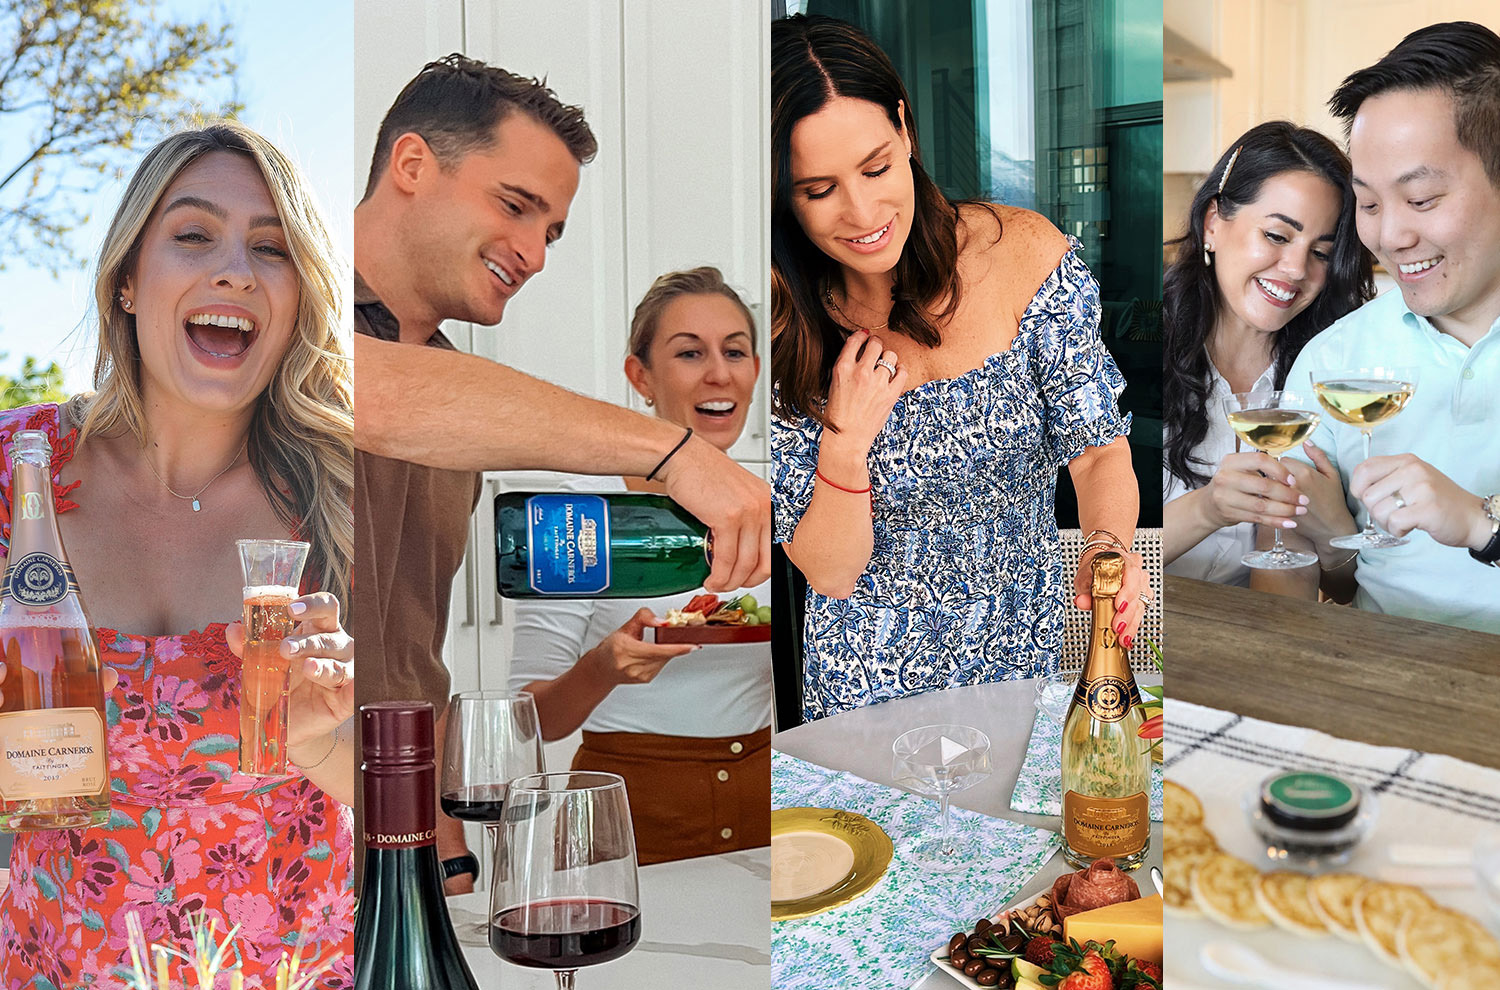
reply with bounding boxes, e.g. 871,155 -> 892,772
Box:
1254,276 -> 1298,309
694,400 -> 737,420
841,219 -> 895,255
185,312 -> 258,359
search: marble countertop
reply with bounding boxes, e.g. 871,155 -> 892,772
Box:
448,847 -> 770,988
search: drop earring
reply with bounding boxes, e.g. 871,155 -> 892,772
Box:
1203,244 -> 1213,267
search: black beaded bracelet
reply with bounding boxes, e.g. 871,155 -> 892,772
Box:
647,427 -> 694,481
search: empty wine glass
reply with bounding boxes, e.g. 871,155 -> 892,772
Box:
1309,367 -> 1419,550
1223,390 -> 1322,569
892,724 -> 992,866
440,691 -> 544,835
491,772 -> 641,988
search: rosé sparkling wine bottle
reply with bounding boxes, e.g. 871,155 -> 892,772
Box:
0,430 -> 111,831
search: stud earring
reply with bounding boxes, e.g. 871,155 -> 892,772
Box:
120,296 -> 132,311
645,397 -> 654,407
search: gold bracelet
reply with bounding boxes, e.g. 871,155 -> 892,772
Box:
1083,529 -> 1128,549
1321,549 -> 1358,570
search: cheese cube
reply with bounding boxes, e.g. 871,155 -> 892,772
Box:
1062,893 -> 1163,964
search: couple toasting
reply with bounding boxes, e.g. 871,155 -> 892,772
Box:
1164,20 -> 1500,632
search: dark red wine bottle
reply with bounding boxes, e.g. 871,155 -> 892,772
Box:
354,702 -> 480,990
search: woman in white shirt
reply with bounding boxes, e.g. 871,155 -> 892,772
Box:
1164,122 -> 1371,585
509,267 -> 771,864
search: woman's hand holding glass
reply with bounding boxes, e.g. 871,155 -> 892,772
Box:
226,590 -> 353,751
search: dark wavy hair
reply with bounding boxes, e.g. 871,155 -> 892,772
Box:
771,14 -> 985,428
1164,121 -> 1374,489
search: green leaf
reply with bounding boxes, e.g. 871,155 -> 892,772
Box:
82,908 -> 104,931
142,807 -> 162,838
34,867 -> 59,900
107,809 -> 138,830
204,760 -> 233,780
188,734 -> 239,756
305,841 -> 332,862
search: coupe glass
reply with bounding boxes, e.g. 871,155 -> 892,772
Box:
891,724 -> 992,866
1222,390 -> 1321,569
440,691 -> 544,835
490,772 -> 641,989
1309,367 -> 1419,550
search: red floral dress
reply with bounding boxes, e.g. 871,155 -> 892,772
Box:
0,405 -> 352,989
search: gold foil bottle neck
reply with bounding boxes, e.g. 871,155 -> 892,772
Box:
1090,550 -> 1124,598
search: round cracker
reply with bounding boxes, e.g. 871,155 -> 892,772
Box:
1165,843 -> 1219,917
1354,881 -> 1435,966
1397,905 -> 1500,988
1308,873 -> 1368,942
1164,820 -> 1218,854
1437,960 -> 1500,990
1164,779 -> 1204,825
1254,871 -> 1327,938
1191,852 -> 1270,929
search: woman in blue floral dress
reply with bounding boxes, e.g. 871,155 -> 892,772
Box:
772,15 -> 1148,721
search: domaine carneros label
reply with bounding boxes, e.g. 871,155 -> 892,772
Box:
0,707 -> 107,800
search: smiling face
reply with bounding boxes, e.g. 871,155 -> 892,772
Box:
120,151 -> 300,416
626,293 -> 760,452
1349,87 -> 1500,340
403,112 -> 580,328
1204,170 -> 1341,338
787,96 -> 915,278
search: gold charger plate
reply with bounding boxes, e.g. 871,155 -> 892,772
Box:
771,807 -> 894,921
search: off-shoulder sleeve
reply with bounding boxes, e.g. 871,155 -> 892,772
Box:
771,395 -> 824,545
1027,248 -> 1131,465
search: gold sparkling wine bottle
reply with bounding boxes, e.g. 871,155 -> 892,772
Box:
1061,551 -> 1149,870
0,430 -> 111,831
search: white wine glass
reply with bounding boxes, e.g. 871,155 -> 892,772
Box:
1310,367 -> 1419,550
1222,390 -> 1322,569
891,724 -> 992,867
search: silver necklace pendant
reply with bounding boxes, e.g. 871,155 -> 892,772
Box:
191,498 -> 201,512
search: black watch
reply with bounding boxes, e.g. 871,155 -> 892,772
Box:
441,853 -> 481,883
1470,494 -> 1500,567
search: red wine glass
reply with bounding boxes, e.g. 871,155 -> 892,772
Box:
490,772 -> 641,988
439,691 -> 544,836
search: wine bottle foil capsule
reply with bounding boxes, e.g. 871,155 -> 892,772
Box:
360,702 -> 437,849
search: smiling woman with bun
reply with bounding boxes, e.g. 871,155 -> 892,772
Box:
771,14 -> 1145,721
507,266 -> 772,866
0,121 -> 354,987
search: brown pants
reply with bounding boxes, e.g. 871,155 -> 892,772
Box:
573,727 -> 771,866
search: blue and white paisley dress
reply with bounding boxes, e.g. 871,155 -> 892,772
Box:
773,240 -> 1131,721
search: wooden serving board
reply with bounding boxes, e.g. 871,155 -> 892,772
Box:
654,624 -> 772,644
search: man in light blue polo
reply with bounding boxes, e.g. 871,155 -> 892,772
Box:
1265,22 -> 1500,633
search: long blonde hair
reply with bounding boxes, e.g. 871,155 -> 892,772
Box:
84,120 -> 353,603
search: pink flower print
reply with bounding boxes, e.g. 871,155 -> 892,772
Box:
223,891 -> 282,968
204,841 -> 255,893
66,835 -> 123,903
268,781 -> 328,846
136,760 -> 222,803
153,830 -> 204,886
268,855 -> 315,927
299,882 -> 355,946
143,675 -> 210,743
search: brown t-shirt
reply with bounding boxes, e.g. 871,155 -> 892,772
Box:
351,273 -> 484,717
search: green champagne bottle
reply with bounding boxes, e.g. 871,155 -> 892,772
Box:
495,492 -> 711,598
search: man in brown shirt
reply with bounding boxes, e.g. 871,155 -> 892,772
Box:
354,56 -> 771,890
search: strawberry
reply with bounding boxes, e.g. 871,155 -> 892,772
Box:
1055,951 -> 1113,990
1024,935 -> 1058,966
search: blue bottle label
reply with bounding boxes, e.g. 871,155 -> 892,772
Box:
4,552 -> 74,607
526,495 -> 611,595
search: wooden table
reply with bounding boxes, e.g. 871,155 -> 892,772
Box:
1167,576 -> 1500,769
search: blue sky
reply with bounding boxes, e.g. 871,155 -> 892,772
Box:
0,0 -> 354,393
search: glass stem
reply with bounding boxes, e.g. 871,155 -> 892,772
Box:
556,971 -> 577,990
1270,456 -> 1287,553
1361,429 -> 1378,537
939,791 -> 953,856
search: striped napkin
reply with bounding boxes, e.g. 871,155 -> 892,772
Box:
772,750 -> 1060,990
1009,708 -> 1165,820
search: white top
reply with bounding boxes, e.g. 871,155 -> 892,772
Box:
507,474 -> 773,736
1164,357 -> 1278,587
1284,289 -> 1500,634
